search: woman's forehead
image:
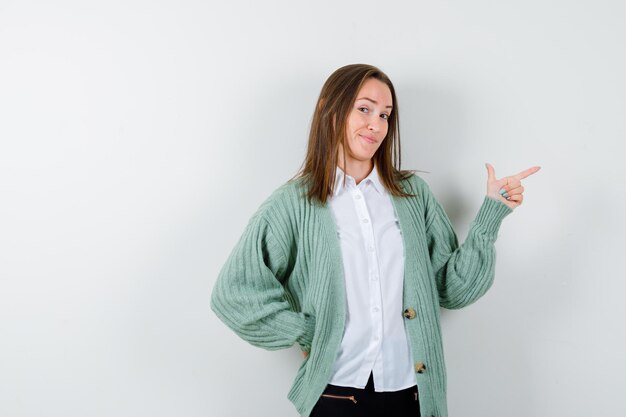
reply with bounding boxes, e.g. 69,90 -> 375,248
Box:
356,79 -> 392,106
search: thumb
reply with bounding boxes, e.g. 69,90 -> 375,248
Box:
485,163 -> 496,182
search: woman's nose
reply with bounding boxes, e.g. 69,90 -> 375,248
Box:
368,117 -> 382,132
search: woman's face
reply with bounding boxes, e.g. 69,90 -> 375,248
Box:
341,77 -> 393,166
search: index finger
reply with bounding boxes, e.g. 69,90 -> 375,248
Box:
513,166 -> 541,180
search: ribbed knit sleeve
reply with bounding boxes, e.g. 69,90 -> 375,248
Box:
422,181 -> 513,309
210,209 -> 315,351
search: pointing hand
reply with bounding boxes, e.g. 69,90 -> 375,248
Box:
485,163 -> 540,210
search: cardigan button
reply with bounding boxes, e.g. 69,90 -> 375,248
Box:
403,308 -> 416,319
414,362 -> 426,373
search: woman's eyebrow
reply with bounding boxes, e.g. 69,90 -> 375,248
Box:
356,97 -> 393,109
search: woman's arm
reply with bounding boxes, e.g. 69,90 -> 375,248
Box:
424,162 -> 539,309
210,212 -> 314,351
423,181 -> 513,310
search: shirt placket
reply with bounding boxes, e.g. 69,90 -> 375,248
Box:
351,181 -> 384,385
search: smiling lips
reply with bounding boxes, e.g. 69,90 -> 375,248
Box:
359,134 -> 377,144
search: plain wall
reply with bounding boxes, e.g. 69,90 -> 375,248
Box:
1,0 -> 625,416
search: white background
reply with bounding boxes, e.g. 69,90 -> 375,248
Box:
1,1 -> 625,416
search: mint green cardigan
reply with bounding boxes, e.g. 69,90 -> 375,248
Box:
210,173 -> 513,417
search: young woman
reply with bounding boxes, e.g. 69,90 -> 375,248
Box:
211,64 -> 540,417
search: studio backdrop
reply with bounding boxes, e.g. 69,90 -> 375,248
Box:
0,1 -> 624,416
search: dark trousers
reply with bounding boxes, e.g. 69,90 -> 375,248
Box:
309,372 -> 421,417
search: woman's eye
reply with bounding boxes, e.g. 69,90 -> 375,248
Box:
358,107 -> 389,120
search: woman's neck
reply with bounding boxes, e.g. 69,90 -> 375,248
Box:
337,159 -> 374,185
336,143 -> 375,184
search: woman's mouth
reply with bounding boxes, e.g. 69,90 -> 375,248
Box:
360,134 -> 376,144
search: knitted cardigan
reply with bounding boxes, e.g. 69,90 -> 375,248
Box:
210,173 -> 513,417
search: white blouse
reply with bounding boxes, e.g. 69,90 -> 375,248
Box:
327,164 -> 417,391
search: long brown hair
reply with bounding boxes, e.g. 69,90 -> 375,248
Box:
292,64 -> 417,205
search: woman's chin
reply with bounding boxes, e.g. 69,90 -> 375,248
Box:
356,154 -> 376,163
356,146 -> 378,159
